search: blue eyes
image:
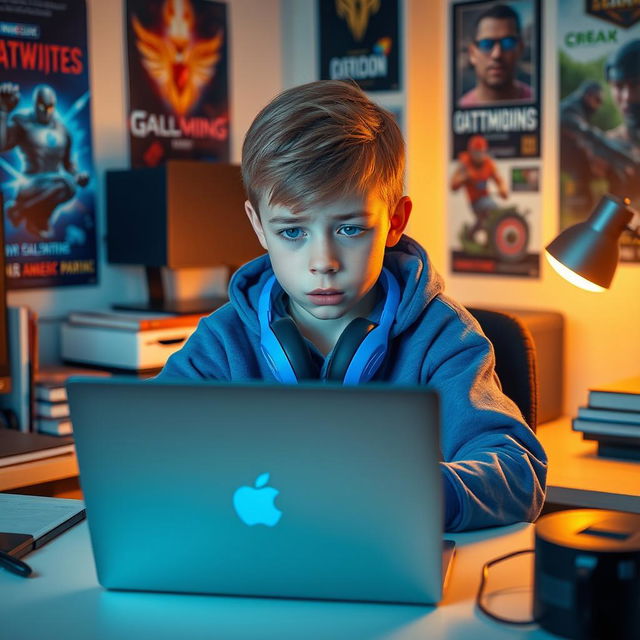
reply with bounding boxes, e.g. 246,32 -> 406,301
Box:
340,225 -> 362,236
281,228 -> 304,240
278,226 -> 365,241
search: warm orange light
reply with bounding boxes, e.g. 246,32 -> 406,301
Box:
545,251 -> 606,293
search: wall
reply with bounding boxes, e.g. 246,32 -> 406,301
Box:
407,1 -> 639,415
13,0 -> 636,412
8,0 -> 283,364
282,0 -> 639,415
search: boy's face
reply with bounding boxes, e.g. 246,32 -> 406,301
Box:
245,191 -> 411,323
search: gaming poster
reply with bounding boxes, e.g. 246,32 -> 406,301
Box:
558,1 -> 640,263
126,0 -> 229,168
448,0 -> 542,277
0,0 -> 98,289
319,0 -> 400,92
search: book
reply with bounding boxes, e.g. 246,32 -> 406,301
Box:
582,431 -> 640,448
577,405 -> 640,426
35,365 -> 111,403
67,310 -> 205,331
35,383 -> 67,403
0,494 -> 85,559
34,400 -> 70,419
588,376 -> 640,412
35,416 -> 73,437
597,443 -> 640,461
572,417 -> 640,439
0,429 -> 74,467
581,431 -> 640,461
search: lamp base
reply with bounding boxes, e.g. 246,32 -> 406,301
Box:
113,296 -> 227,315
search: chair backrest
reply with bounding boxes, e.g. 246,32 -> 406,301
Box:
467,307 -> 539,431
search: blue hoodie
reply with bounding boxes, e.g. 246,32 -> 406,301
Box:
157,235 -> 547,531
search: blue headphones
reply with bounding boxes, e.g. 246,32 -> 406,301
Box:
258,268 -> 400,384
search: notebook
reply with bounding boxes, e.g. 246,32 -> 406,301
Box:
67,377 -> 454,605
0,494 -> 85,559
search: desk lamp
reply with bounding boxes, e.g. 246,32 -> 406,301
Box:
106,161 -> 263,314
545,194 -> 638,291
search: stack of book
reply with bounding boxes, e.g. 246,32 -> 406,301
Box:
34,366 -> 111,436
572,376 -> 640,460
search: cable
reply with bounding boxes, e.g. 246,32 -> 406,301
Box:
475,548 -> 537,626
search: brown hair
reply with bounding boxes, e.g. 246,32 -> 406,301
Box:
241,80 -> 405,215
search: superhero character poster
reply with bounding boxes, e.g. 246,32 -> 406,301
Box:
319,0 -> 400,92
0,0 -> 98,289
451,0 -> 542,159
126,0 -> 229,168
558,0 -> 640,263
448,1 -> 542,277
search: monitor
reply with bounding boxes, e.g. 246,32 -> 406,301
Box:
106,161 -> 263,314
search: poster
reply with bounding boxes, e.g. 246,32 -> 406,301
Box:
126,0 -> 229,168
558,0 -> 640,263
0,0 -> 98,289
449,0 -> 542,277
319,0 -> 400,92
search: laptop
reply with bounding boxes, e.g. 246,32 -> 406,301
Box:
67,378 -> 455,605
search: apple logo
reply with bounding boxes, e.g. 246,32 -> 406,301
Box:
233,472 -> 282,526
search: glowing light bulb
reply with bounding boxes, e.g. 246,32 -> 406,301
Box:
545,252 -> 606,293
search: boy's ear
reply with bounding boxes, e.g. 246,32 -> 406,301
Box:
386,196 -> 412,247
245,200 -> 268,251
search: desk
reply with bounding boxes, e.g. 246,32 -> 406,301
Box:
537,416 -> 640,513
0,520 -> 559,640
0,451 -> 78,493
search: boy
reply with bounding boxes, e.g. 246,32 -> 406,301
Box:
157,80 -> 547,532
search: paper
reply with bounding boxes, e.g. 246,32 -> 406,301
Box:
0,494 -> 84,539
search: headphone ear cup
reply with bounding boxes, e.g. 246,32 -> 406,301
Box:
325,318 -> 377,382
270,317 -> 318,381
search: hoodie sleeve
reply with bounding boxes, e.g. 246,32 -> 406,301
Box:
424,298 -> 547,532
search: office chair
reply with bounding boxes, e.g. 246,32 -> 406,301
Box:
467,308 -> 539,431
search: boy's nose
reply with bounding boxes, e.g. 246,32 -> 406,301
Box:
309,238 -> 340,274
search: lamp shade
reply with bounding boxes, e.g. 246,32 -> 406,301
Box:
545,195 -> 633,291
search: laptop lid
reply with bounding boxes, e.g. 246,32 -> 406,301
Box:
67,378 -> 446,605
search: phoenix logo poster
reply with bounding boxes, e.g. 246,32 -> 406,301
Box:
319,0 -> 400,92
558,0 -> 640,263
448,0 -> 542,278
0,0 -> 98,289
126,0 -> 229,167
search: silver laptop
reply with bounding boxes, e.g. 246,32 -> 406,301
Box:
67,378 -> 454,605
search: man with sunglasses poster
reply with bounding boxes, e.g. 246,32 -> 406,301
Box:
459,3 -> 532,107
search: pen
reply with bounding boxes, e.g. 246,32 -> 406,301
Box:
0,549 -> 32,577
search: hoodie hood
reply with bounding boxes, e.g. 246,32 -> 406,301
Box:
382,234 -> 444,335
228,234 -> 444,337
